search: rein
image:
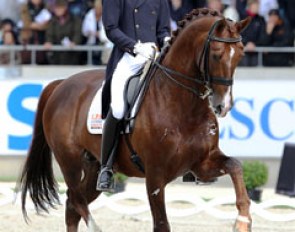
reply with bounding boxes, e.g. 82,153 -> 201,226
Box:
154,19 -> 242,98
153,61 -> 212,99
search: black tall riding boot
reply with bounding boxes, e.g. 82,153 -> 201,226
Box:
96,110 -> 121,192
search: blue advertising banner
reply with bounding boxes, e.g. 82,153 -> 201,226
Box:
0,78 -> 294,157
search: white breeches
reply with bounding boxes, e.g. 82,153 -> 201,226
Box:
111,52 -> 148,119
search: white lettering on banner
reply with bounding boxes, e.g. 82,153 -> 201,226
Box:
0,79 -> 294,157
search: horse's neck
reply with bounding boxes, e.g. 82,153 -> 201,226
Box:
147,63 -> 210,122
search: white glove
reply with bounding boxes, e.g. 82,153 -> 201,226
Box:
164,36 -> 171,43
133,42 -> 156,59
162,36 -> 171,50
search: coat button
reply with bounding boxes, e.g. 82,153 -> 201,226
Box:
135,24 -> 140,29
134,8 -> 138,13
151,10 -> 156,15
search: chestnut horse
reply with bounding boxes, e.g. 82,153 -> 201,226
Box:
19,9 -> 251,232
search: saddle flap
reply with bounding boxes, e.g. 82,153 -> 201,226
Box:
127,74 -> 141,105
125,58 -> 153,107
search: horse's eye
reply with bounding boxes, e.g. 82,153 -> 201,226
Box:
213,53 -> 222,61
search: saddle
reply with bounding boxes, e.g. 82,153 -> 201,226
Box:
86,56 -> 155,135
123,56 -> 154,132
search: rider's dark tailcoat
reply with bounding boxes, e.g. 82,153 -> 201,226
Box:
101,0 -> 171,117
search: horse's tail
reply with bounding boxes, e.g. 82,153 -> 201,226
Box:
18,79 -> 63,220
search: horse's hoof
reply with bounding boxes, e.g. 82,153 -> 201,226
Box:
233,215 -> 252,232
233,223 -> 251,232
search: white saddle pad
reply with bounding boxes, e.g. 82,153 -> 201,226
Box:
86,83 -> 138,135
87,84 -> 104,134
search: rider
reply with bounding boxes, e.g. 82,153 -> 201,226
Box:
97,0 -> 171,192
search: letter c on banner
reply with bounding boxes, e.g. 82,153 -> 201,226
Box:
260,98 -> 294,140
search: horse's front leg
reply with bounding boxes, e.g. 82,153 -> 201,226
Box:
225,156 -> 252,232
145,176 -> 170,232
195,150 -> 251,232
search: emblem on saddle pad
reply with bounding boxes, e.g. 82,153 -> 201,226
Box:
90,114 -> 103,130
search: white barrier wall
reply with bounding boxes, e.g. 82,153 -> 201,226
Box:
0,66 -> 294,157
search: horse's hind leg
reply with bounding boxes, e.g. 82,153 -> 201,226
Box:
57,151 -> 102,232
193,150 -> 251,232
79,153 -> 102,232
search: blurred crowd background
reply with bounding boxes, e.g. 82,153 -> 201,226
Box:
0,0 -> 294,66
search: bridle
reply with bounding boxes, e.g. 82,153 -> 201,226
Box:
199,19 -> 242,86
153,19 -> 242,98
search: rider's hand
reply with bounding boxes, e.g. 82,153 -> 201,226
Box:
162,36 -> 171,51
133,42 -> 156,59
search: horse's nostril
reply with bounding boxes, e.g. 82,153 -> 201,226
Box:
215,105 -> 223,115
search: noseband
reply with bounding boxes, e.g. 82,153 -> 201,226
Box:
154,19 -> 242,98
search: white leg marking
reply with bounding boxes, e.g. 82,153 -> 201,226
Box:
236,215 -> 251,224
151,188 -> 160,196
87,215 -> 102,232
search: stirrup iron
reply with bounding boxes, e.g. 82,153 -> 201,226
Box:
96,167 -> 114,192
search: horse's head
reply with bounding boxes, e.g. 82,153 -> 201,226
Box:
162,9 -> 251,117
202,16 -> 251,117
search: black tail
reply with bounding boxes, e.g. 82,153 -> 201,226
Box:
18,79 -> 63,220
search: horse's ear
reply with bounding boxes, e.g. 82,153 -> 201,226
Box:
215,18 -> 227,34
235,16 -> 252,34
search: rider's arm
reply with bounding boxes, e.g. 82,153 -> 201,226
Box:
102,0 -> 137,55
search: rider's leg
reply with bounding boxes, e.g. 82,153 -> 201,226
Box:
97,53 -> 148,192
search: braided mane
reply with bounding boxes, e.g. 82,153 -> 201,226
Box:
161,8 -> 224,59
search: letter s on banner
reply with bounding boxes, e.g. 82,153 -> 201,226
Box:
219,98 -> 255,140
7,84 -> 43,150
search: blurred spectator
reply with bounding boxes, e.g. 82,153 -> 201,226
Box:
68,0 -> 93,17
239,0 -> 266,66
207,0 -> 239,21
0,0 -> 24,24
45,0 -> 93,17
169,0 -> 195,22
82,0 -> 111,65
0,31 -> 20,65
261,9 -> 294,66
278,0 -> 295,35
223,0 -> 240,21
236,0 -> 247,19
44,0 -> 56,12
19,0 -> 51,44
85,0 -> 95,10
19,0 -> 52,64
168,0 -> 207,30
207,0 -> 223,11
168,0 -> 195,30
0,19 -> 18,44
192,0 -> 207,8
259,0 -> 278,21
44,0 -> 82,65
